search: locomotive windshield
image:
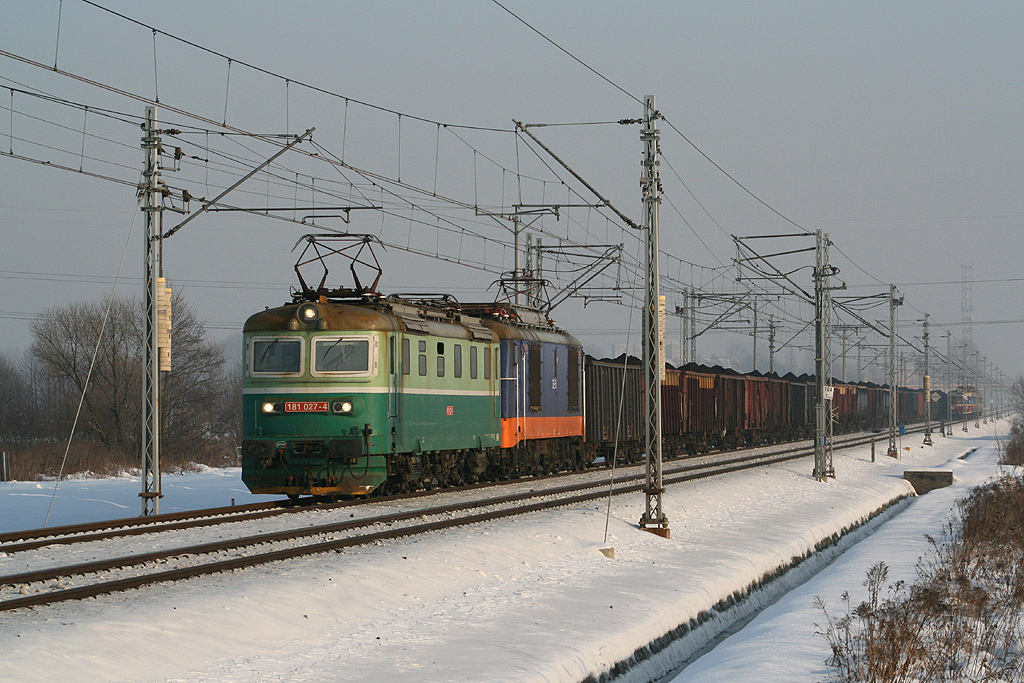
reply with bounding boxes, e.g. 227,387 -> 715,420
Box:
313,337 -> 371,375
251,337 -> 303,375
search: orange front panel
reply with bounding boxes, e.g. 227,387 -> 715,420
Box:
501,415 -> 584,448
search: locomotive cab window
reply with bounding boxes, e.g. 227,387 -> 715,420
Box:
250,337 -> 303,376
311,336 -> 375,377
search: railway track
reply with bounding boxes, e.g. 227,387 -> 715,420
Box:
0,426 -> 910,555
0,427 -> 920,612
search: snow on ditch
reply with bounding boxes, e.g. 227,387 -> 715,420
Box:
670,431 -> 1009,683
0,421 -> 1010,683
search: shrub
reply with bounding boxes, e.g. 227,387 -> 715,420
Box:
817,474 -> 1024,682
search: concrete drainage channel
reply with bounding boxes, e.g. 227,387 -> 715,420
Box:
588,449 -> 982,683
959,447 -> 980,460
583,493 -> 916,683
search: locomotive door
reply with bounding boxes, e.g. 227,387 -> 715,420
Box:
518,342 -> 526,444
499,341 -> 526,448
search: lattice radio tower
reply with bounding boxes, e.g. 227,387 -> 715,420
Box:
961,264 -> 973,388
961,264 -> 973,348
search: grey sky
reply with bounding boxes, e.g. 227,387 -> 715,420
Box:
1,1 -> 1021,386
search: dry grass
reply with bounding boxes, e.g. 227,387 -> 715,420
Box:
0,438 -> 238,481
1001,420 -> 1024,466
817,473 -> 1024,682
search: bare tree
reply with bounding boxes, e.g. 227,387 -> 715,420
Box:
208,337 -> 244,448
157,299 -> 229,462
1002,375 -> 1024,466
30,298 -> 140,452
0,351 -> 29,441
1011,376 -> 1024,416
19,351 -> 67,442
29,294 -> 232,470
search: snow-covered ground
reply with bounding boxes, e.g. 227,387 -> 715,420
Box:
0,466 -> 281,534
0,421 -> 1010,683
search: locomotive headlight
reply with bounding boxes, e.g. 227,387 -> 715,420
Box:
262,401 -> 282,414
333,400 -> 354,414
297,303 -> 320,325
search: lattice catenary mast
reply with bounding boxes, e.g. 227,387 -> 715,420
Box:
140,106 -> 169,515
639,95 -> 668,537
812,230 -> 836,480
887,284 -> 903,457
923,313 -> 932,446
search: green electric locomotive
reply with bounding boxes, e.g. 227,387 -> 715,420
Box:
241,234 -> 587,499
241,294 -> 502,497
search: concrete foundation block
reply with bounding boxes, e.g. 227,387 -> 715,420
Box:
904,469 -> 954,495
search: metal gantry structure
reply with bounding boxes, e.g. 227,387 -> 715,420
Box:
639,95 -> 669,537
129,89 -> 1011,529
687,288 -> 697,363
140,106 -> 164,515
10,25 -> 1020,534
670,286 -> 701,367
730,229 -> 841,480
922,314 -> 933,446
944,332 -> 954,434
887,284 -> 903,457
137,110 -> 314,516
812,230 -> 836,481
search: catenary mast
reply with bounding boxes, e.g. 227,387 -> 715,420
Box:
140,106 -> 163,515
639,96 -> 668,537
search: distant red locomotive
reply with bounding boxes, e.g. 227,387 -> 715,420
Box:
949,387 -> 983,421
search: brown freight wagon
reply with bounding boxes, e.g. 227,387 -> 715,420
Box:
678,364 -> 720,453
715,366 -> 747,449
766,374 -> 791,436
862,383 -> 889,430
661,365 -> 687,456
742,372 -> 791,443
583,355 -> 644,464
898,386 -> 925,424
784,372 -> 814,440
832,382 -> 858,431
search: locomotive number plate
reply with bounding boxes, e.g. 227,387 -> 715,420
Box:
284,401 -> 329,413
